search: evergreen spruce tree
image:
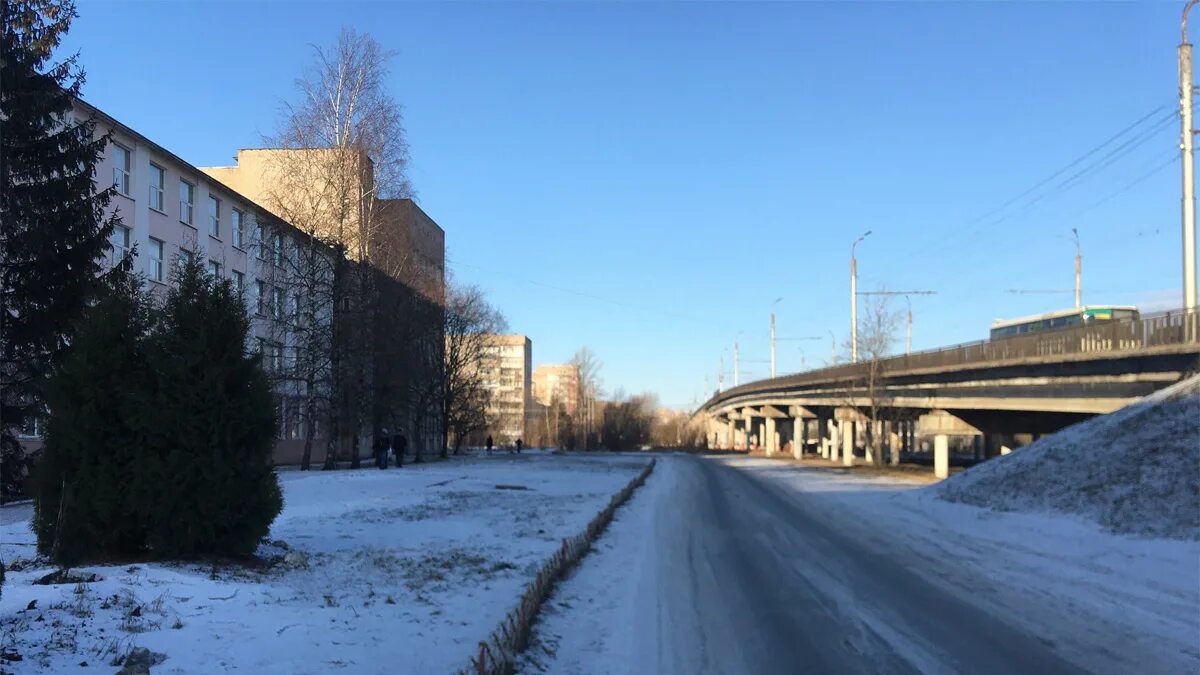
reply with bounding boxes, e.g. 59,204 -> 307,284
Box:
33,261 -> 155,566
1,0 -> 119,496
141,255 -> 281,558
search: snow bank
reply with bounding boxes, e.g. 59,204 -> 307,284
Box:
937,374 -> 1200,539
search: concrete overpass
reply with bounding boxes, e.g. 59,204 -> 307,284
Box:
697,309 -> 1200,477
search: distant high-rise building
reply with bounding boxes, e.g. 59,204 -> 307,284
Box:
532,364 -> 581,416
479,335 -> 533,443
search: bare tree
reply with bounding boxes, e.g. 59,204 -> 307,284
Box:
570,347 -> 603,450
442,281 -> 507,455
264,27 -> 416,469
844,289 -> 903,466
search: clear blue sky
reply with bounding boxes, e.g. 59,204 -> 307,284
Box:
63,1 -> 1185,408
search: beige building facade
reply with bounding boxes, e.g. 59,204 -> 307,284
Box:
532,364 -> 580,416
479,335 -> 533,443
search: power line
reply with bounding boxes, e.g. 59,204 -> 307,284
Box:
446,256 -> 731,329
904,102 -> 1176,259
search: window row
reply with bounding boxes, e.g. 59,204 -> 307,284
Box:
109,144 -> 245,248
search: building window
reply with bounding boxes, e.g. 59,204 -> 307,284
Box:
291,291 -> 301,322
270,343 -> 283,373
208,259 -> 221,277
178,248 -> 194,267
112,144 -> 131,196
232,209 -> 244,248
272,287 -> 284,320
255,280 -> 266,316
232,270 -> 244,292
149,163 -> 165,211
273,233 -> 284,267
256,224 -> 267,260
148,238 -> 164,282
110,224 -> 131,264
208,195 -> 220,238
179,180 -> 194,225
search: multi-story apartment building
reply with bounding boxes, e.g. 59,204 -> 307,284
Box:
201,148 -> 445,305
479,335 -> 533,444
532,364 -> 581,416
15,99 -> 339,465
201,147 -> 447,457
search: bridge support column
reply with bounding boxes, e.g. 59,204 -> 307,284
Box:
972,435 -> 983,461
828,420 -> 839,462
793,419 -> 805,460
842,420 -> 854,466
888,421 -> 901,466
726,420 -> 735,451
764,417 -> 777,457
934,433 -> 949,479
819,417 -> 830,459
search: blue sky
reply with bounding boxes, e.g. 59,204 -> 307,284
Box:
64,1 -> 1184,407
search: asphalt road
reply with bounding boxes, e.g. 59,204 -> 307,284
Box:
644,455 -> 1087,674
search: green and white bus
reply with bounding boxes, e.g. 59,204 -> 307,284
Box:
989,305 -> 1140,340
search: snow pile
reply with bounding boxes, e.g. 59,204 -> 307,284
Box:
938,374 -> 1200,539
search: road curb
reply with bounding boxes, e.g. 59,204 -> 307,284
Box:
461,458 -> 657,675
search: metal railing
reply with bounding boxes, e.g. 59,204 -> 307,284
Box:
704,307 -> 1200,408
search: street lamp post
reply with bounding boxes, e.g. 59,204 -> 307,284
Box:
850,231 -> 872,363
733,333 -> 742,387
829,329 -> 837,365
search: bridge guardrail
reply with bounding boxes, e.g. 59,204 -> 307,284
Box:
703,307 -> 1200,409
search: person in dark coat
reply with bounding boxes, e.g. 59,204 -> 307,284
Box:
392,431 -> 407,468
485,435 -> 494,454
375,430 -> 389,469
515,438 -> 523,454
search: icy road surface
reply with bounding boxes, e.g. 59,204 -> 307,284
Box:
522,454 -> 1200,674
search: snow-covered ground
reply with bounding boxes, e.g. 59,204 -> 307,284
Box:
939,374 -> 1200,539
522,454 -> 1200,674
0,451 -> 649,674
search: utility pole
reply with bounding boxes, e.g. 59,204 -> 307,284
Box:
770,297 -> 782,378
829,329 -> 837,365
1183,0 -> 1199,312
1071,228 -> 1082,309
718,356 -> 725,392
905,295 -> 913,355
850,231 -> 871,362
733,339 -> 740,386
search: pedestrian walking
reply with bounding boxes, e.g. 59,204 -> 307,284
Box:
393,431 -> 407,468
375,429 -> 390,469
515,438 -> 523,454
486,435 -> 494,454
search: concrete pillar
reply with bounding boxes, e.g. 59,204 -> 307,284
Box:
888,422 -> 901,466
793,419 -> 805,460
934,433 -> 949,479
765,417 -> 777,457
842,420 -> 854,466
820,418 -> 831,459
726,420 -> 735,450
829,420 -> 840,462
972,435 -> 983,461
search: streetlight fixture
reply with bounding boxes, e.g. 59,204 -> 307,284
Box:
770,297 -> 783,378
850,230 -> 872,363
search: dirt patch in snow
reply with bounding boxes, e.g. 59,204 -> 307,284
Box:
937,374 -> 1200,540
